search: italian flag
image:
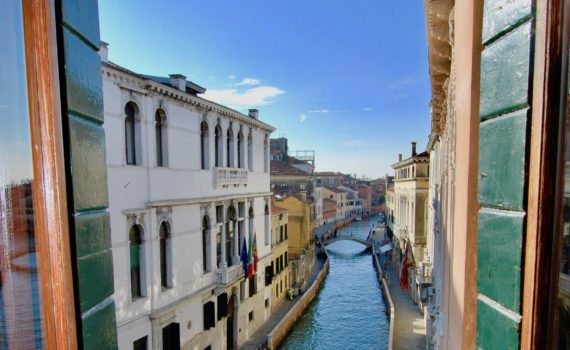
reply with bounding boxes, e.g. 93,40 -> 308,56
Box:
247,231 -> 258,280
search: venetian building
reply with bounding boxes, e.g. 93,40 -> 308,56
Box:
101,44 -> 275,350
424,0 -> 455,348
269,206 -> 291,309
390,143 -> 430,304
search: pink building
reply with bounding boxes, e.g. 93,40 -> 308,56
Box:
357,184 -> 372,213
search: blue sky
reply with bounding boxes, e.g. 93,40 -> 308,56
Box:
98,1 -> 431,179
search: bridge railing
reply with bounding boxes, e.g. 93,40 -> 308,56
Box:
320,231 -> 373,246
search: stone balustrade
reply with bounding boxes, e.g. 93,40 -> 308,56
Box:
216,263 -> 244,285
214,167 -> 248,187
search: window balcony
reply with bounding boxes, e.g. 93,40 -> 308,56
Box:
214,167 -> 248,187
216,263 -> 244,285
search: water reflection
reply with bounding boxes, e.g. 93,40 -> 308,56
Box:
280,215 -> 389,350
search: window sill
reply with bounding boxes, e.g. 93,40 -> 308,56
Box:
130,296 -> 146,303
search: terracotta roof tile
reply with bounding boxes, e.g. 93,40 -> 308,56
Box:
271,206 -> 287,214
323,186 -> 344,193
270,160 -> 309,176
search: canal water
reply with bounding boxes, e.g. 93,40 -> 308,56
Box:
279,214 -> 390,350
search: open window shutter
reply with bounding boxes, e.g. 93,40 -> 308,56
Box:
203,302 -> 215,330
217,293 -> 228,320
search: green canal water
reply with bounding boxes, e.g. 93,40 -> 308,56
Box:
279,214 -> 390,350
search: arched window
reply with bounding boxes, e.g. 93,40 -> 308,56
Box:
129,225 -> 144,298
227,127 -> 234,168
216,226 -> 222,269
200,121 -> 209,170
215,125 -> 223,167
202,216 -> 211,273
263,135 -> 268,172
264,204 -> 270,246
125,102 -> 140,165
248,133 -> 253,171
159,222 -> 172,288
237,129 -> 244,168
249,205 -> 254,253
155,109 -> 167,167
226,206 -> 236,266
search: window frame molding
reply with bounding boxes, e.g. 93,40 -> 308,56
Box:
521,1 -> 570,348
200,119 -> 210,170
158,220 -> 173,289
124,100 -> 141,166
21,0 -> 78,347
154,107 -> 168,168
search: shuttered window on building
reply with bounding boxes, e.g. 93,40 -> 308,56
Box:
217,293 -> 228,321
249,275 -> 257,297
265,265 -> 272,286
203,301 -> 215,330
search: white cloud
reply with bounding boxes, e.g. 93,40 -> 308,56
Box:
236,77 -> 261,86
362,107 -> 373,111
308,109 -> 348,114
227,74 -> 236,80
299,113 -> 307,122
203,86 -> 285,108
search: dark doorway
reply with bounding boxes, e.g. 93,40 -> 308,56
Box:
227,295 -> 236,350
162,322 -> 180,350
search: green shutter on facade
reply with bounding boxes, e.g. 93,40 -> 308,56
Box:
59,0 -> 118,348
130,244 -> 140,267
476,0 -> 533,348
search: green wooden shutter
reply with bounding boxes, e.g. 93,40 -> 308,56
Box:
477,0 -> 533,348
130,244 -> 140,267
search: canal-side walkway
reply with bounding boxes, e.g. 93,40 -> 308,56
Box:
241,258 -> 325,350
379,253 -> 426,350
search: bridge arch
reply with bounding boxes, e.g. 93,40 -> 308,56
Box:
322,234 -> 373,248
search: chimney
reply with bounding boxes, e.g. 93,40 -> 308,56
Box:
99,41 -> 109,63
248,109 -> 259,120
412,141 -> 417,156
398,154 -> 402,161
169,74 -> 187,91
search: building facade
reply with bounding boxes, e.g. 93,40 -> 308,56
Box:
387,142 -> 430,309
314,172 -> 344,187
313,186 -> 324,227
390,143 -> 429,261
270,160 -> 310,195
102,55 -> 275,349
357,184 -> 372,215
274,195 -> 316,293
322,198 -> 337,224
270,206 -> 290,309
322,187 -> 347,223
338,186 -> 362,218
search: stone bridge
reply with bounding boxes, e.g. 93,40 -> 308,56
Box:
322,233 -> 373,248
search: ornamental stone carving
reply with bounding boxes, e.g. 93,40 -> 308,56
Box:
200,202 -> 212,218
156,207 -> 173,227
126,212 -> 146,234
